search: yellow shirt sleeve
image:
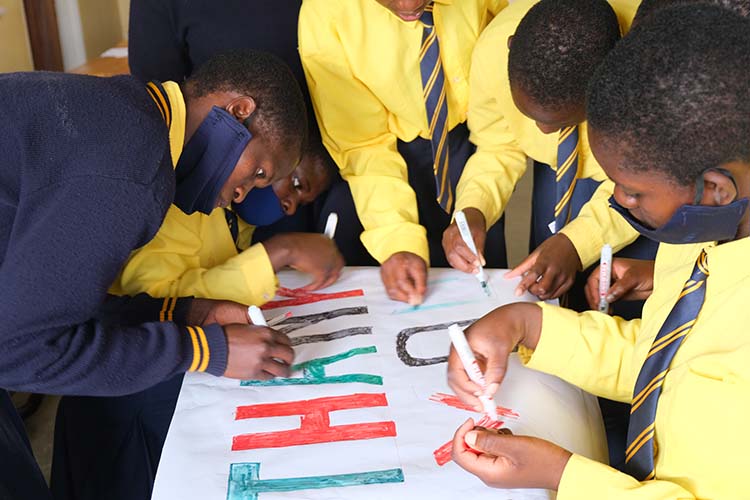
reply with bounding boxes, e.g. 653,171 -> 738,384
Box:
558,180 -> 641,268
454,31 -> 527,228
112,206 -> 277,306
558,454 -> 695,500
521,301 -> 641,402
299,7 -> 428,264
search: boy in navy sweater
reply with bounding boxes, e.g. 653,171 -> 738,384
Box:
0,50 -> 305,498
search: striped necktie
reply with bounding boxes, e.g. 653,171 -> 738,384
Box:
420,3 -> 452,211
624,250 -> 709,480
554,125 -> 580,232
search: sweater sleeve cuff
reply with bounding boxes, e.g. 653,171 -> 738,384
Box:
171,297 -> 193,324
454,192 -> 502,230
183,323 -> 228,377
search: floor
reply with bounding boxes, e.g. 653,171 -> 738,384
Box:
20,165 -> 534,484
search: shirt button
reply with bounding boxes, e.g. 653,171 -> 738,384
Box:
453,76 -> 462,83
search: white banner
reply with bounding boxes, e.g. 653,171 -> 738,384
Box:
153,268 -> 606,500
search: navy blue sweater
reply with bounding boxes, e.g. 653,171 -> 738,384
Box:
0,72 -> 227,396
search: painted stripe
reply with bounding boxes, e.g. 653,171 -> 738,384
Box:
196,326 -> 210,372
187,326 -> 201,372
423,57 -> 443,101
647,329 -> 690,359
554,176 -> 577,215
437,140 -> 450,201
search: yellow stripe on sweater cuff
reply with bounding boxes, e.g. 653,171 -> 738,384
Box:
187,326 -> 201,372
196,326 -> 210,372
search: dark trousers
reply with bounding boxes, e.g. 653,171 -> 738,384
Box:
531,161 -> 658,470
296,123 -> 507,268
51,376 -> 183,500
0,390 -> 52,500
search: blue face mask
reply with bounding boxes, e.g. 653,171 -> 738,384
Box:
231,185 -> 286,226
609,168 -> 749,244
173,106 -> 252,215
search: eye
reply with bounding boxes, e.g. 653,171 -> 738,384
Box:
255,167 -> 266,180
292,175 -> 302,191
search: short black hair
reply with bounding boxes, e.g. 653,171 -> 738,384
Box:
185,49 -> 307,154
508,0 -> 620,111
587,5 -> 750,186
634,0 -> 750,26
302,128 -> 338,191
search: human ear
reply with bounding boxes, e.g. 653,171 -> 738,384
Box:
702,169 -> 737,206
225,96 -> 257,127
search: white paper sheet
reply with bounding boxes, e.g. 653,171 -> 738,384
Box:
152,268 -> 606,500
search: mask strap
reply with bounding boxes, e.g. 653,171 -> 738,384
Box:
243,113 -> 254,130
694,167 -> 738,205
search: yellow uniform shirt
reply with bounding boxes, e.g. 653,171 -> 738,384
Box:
521,237 -> 750,498
455,0 -> 640,268
109,82 -> 277,305
299,0 -> 507,264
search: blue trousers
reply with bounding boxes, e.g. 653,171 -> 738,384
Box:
51,375 -> 183,500
532,161 -> 658,470
0,390 -> 52,500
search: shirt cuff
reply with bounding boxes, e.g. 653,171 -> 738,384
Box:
235,243 -> 279,304
521,302 -> 582,376
454,192 -> 503,230
558,454 -> 639,500
559,218 -> 605,270
361,222 -> 430,265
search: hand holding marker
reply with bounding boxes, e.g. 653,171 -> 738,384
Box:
448,324 -> 499,421
454,210 -> 491,296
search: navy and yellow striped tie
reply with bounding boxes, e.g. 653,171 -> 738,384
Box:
420,3 -> 452,211
554,125 -> 580,232
624,249 -> 709,480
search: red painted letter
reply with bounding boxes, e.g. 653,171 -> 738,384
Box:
232,393 -> 396,451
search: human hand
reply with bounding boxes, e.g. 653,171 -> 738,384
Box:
188,298 -> 251,326
585,258 -> 655,310
380,252 -> 427,305
452,418 -> 571,490
223,324 -> 295,380
442,208 -> 487,273
447,303 -> 542,410
263,233 -> 344,290
505,233 -> 581,300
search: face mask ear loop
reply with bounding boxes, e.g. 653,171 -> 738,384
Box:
243,113 -> 254,131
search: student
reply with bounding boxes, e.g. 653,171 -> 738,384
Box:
0,49 -> 305,498
581,0 -> 750,312
443,0 -> 655,312
447,6 -> 750,497
127,0 -> 368,263
110,139 -> 344,306
299,0 -> 509,305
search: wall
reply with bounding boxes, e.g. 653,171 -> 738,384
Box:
0,0 -> 34,72
77,0 -> 122,60
116,0 -> 128,40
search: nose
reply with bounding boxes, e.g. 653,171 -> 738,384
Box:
394,0 -> 424,10
613,184 -> 637,210
232,183 -> 253,204
280,192 -> 300,216
535,121 -> 559,135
